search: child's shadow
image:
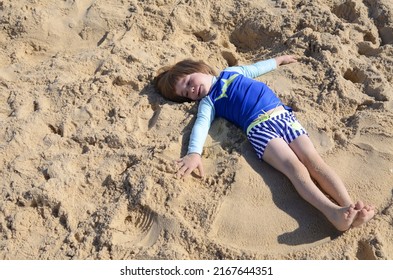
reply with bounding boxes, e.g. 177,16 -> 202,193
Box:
240,141 -> 341,246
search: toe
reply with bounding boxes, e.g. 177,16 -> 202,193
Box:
355,201 -> 364,210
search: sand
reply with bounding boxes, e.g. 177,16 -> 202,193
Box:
0,0 -> 392,260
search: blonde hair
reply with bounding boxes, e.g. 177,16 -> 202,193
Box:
153,59 -> 217,102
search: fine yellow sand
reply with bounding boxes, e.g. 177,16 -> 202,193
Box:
1,0 -> 392,260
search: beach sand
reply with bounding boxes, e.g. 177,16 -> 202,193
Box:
0,0 -> 392,260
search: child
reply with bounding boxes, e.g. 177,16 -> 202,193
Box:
153,55 -> 375,231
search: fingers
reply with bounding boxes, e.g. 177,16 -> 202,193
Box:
276,55 -> 298,66
176,158 -> 193,178
285,55 -> 298,64
175,158 -> 184,164
175,157 -> 204,178
198,164 -> 205,177
176,159 -> 187,178
177,166 -> 196,178
177,164 -> 188,178
183,166 -> 194,177
176,164 -> 199,178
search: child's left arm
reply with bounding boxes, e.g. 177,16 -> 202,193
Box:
226,55 -> 297,78
274,55 -> 297,66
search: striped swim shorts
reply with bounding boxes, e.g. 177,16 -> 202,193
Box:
247,110 -> 308,160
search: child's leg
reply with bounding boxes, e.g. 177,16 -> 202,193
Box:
263,138 -> 358,231
288,135 -> 375,225
288,135 -> 352,207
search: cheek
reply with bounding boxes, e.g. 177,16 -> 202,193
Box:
174,83 -> 181,96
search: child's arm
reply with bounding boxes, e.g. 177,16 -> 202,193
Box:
176,98 -> 215,178
226,55 -> 297,78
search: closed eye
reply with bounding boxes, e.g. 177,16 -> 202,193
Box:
184,77 -> 190,97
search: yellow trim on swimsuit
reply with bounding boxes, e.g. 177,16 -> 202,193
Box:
246,109 -> 286,135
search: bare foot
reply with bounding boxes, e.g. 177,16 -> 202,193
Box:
351,201 -> 375,228
330,204 -> 359,231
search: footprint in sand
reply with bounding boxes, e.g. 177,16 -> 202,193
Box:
110,203 -> 161,248
137,103 -> 161,132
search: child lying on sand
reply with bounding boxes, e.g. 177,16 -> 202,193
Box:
154,55 -> 375,231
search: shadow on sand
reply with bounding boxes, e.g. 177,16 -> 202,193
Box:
240,141 -> 341,245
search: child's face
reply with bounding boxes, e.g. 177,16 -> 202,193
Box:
175,73 -> 213,101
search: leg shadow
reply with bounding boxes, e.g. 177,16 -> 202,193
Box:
240,142 -> 341,246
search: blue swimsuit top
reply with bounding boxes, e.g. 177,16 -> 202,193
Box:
208,70 -> 285,133
187,58 -> 289,155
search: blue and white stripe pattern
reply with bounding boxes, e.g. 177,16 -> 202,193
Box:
247,111 -> 308,160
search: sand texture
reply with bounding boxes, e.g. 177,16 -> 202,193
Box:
1,0 -> 393,260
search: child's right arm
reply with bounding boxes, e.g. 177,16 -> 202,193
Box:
176,98 -> 215,178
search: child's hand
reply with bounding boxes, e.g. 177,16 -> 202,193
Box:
275,55 -> 297,66
176,153 -> 205,178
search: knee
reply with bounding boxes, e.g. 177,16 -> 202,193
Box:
281,157 -> 310,181
296,150 -> 324,171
